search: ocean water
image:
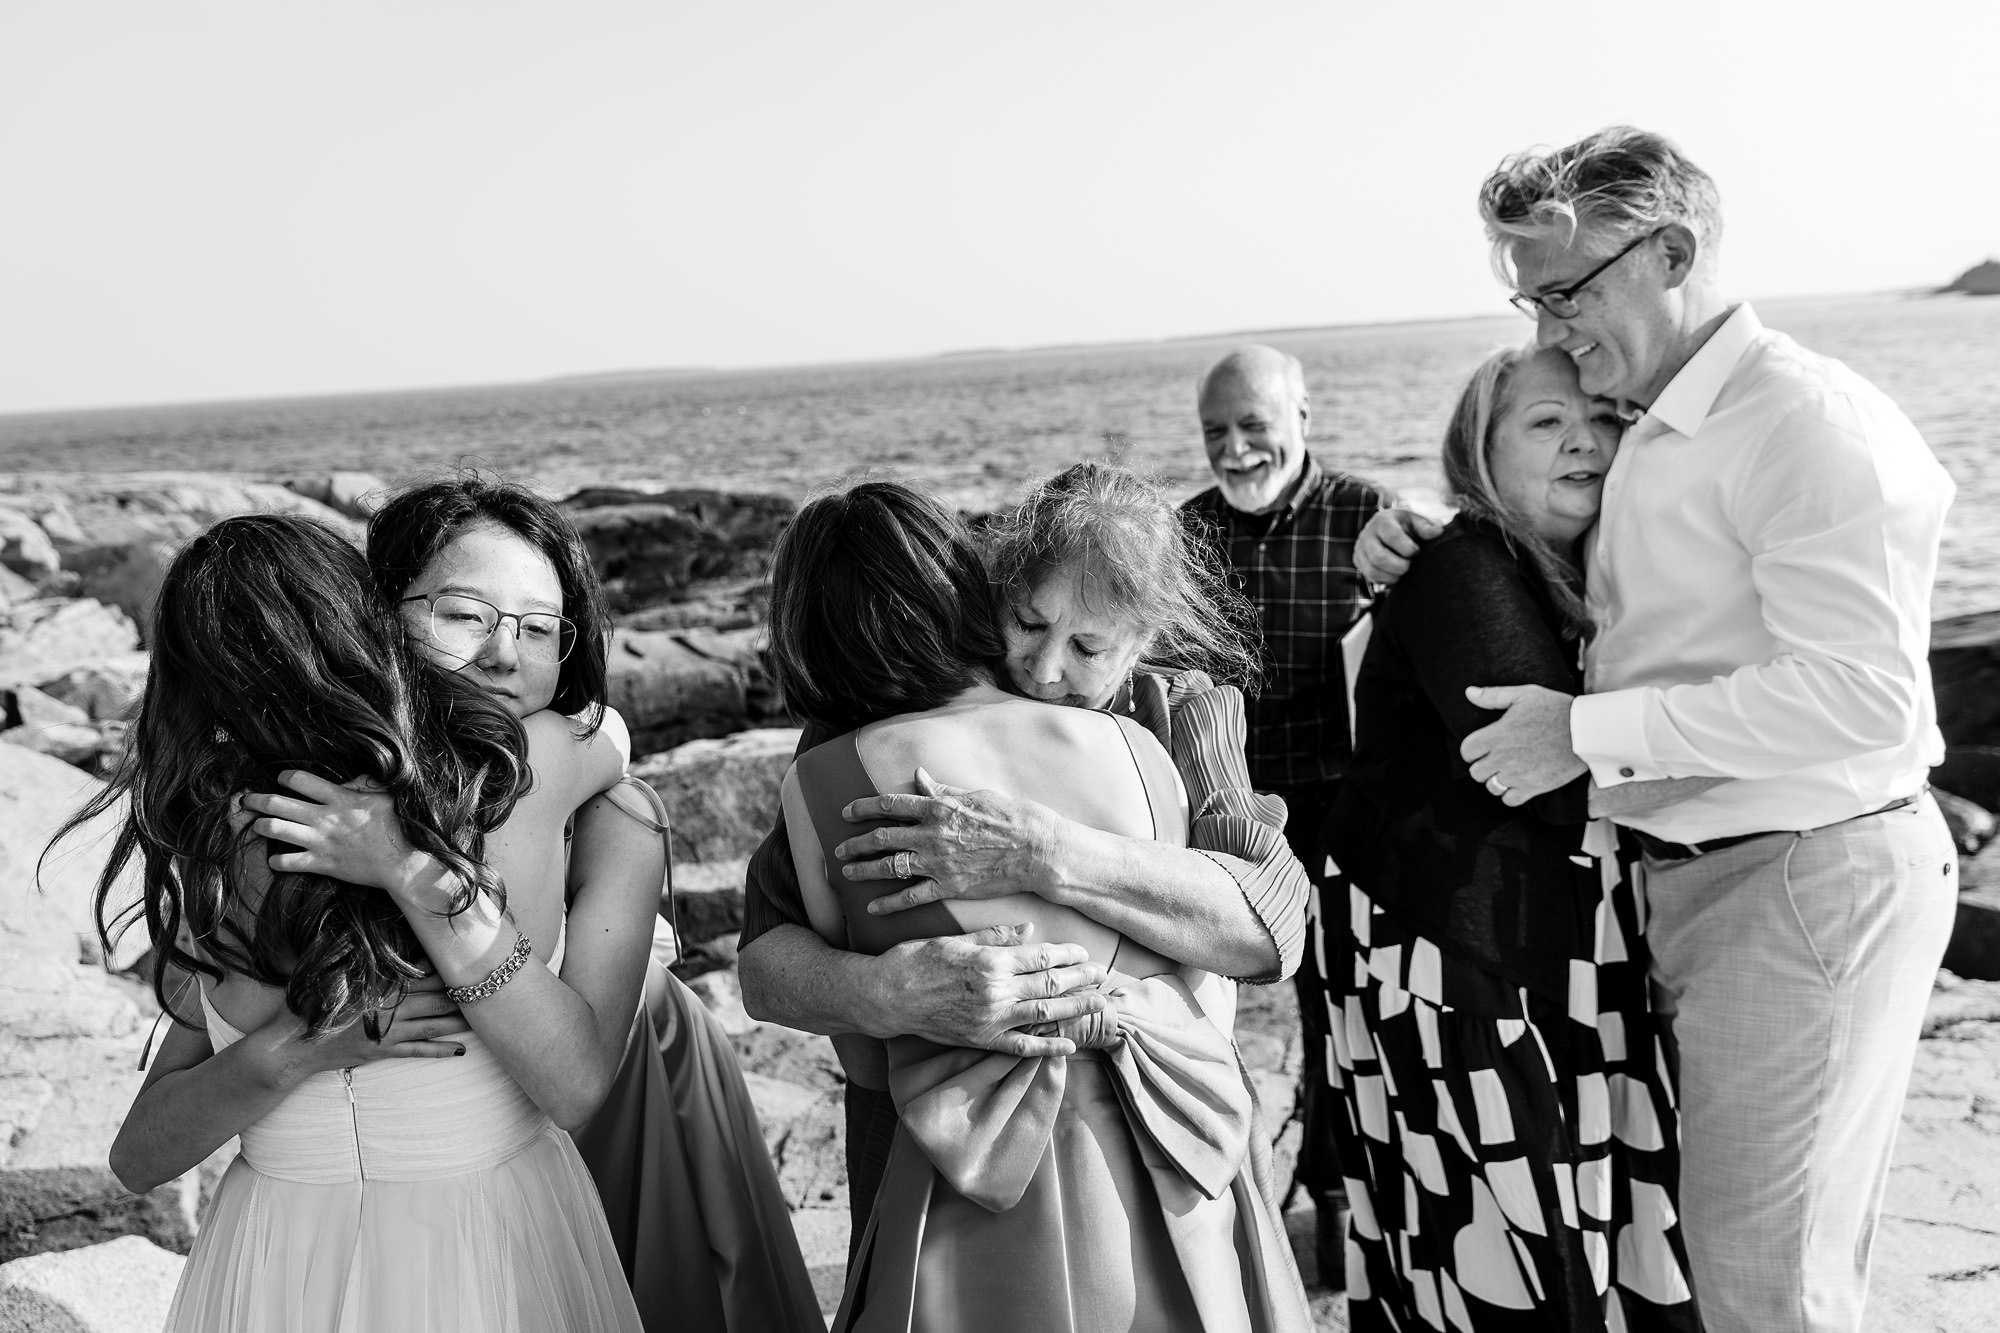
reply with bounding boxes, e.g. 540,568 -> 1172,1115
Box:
3,292 -> 1996,616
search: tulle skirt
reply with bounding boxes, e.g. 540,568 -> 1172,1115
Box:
166,1122 -> 644,1333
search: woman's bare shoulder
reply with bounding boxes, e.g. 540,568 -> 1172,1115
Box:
520,707 -> 625,807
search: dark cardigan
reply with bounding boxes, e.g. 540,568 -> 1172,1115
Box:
1326,514 -> 1595,1003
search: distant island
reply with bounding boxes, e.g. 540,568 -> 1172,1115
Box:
1938,260 -> 2000,296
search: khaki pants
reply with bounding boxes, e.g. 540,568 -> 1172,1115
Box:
1639,796 -> 1956,1333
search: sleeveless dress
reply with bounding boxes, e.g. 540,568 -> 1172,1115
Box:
167,940 -> 645,1333
799,715 -> 1310,1333
568,776 -> 822,1332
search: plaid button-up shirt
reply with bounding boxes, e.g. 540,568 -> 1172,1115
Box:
1182,453 -> 1393,792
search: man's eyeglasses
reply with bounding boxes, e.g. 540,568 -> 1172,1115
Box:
1509,228 -> 1663,320
399,593 -> 577,665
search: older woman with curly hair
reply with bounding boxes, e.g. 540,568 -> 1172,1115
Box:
737,462 -> 1315,1269
766,473 -> 1309,1330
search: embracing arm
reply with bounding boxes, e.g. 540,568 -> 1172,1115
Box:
834,781 -> 1286,982
735,794 -> 1109,1056
108,976 -> 469,1193
246,709 -> 651,1130
111,1018 -> 291,1195
833,684 -> 1302,982
391,715 -> 652,1128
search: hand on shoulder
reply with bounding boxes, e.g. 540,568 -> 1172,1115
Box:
1355,506 -> 1445,586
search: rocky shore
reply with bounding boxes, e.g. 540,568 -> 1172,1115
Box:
4,470 -> 1998,1330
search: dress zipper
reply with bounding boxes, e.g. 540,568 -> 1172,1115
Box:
341,1067 -> 365,1178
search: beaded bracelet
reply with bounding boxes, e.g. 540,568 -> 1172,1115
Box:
445,931 -> 533,1004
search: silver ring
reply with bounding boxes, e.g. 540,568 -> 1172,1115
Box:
893,850 -> 915,879
1486,776 -> 1510,796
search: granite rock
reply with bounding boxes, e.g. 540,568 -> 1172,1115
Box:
35,656 -> 151,724
280,472 -> 390,522
0,601 -> 141,692
632,729 -> 801,865
1944,879 -> 2000,981
64,543 -> 179,645
666,857 -> 749,951
0,511 -> 58,585
0,569 -> 36,609
0,745 -> 194,1265
608,626 -> 777,753
1932,608 -> 2000,749
0,744 -> 145,1044
1936,259 -> 2000,296
0,472 -> 359,550
0,497 -> 81,548
0,1234 -> 185,1332
1864,979 -> 2000,1331
1934,747 -> 2000,817
1933,787 -> 1997,856
563,487 -> 793,615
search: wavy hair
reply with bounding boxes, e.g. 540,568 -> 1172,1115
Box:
1477,125 -> 1723,282
985,462 -> 1261,689
51,514 -> 530,1038
767,482 -> 1006,732
367,471 -> 610,727
1440,346 -> 1592,638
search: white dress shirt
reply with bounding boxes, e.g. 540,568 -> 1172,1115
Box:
1571,303 -> 1955,842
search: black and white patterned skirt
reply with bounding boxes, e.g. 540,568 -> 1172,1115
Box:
1320,825 -> 1701,1332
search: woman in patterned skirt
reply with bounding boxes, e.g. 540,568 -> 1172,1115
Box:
1324,345 -> 1707,1330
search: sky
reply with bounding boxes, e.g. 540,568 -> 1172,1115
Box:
3,1 -> 1996,416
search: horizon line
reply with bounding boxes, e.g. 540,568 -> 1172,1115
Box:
0,285 -> 1946,423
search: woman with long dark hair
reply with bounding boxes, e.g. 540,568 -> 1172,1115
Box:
64,512 -> 648,1331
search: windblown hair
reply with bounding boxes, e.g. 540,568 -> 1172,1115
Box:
1477,125 -> 1723,282
51,514 -> 530,1038
1441,347 -> 1593,638
985,462 -> 1261,689
368,471 -> 610,726
767,482 -> 1006,732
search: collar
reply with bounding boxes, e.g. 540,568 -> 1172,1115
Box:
1631,303 -> 1762,442
1279,452 -> 1325,516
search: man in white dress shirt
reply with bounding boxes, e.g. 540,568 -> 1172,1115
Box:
1363,127 -> 1958,1332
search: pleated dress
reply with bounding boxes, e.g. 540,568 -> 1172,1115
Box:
167,985 -> 644,1333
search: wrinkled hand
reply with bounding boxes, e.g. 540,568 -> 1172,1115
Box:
273,972 -> 472,1070
877,922 -> 1109,1058
836,768 -> 1066,915
1354,506 -> 1443,586
1460,684 -> 1586,806
240,771 -> 426,893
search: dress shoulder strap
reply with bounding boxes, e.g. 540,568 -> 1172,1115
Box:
794,733 -> 960,956
1107,711 -> 1187,849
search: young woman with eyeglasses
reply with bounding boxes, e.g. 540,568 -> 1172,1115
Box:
243,473 -> 819,1333
63,511 -> 648,1332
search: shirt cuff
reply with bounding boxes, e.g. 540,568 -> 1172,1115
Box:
1189,825 -> 1308,985
1570,688 -> 1667,786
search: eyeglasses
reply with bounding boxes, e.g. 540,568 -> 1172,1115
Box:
1509,228 -> 1662,319
399,593 -> 577,664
